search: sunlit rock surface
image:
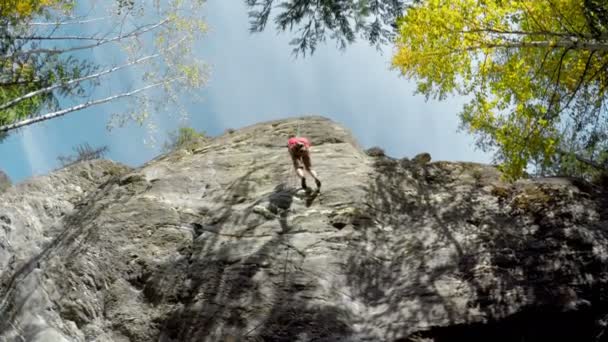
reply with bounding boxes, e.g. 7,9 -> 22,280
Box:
1,116 -> 607,342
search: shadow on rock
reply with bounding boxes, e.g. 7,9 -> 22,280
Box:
143,177 -> 352,341
0,174 -> 124,334
346,156 -> 608,341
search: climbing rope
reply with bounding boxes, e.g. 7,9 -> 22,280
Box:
296,119 -> 301,137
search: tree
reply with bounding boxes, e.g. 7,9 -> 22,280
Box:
0,0 -> 207,139
0,0 -> 85,140
162,126 -> 206,152
56,142 -> 109,167
391,0 -> 608,180
245,0 -> 416,56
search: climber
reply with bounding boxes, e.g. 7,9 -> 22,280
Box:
287,134 -> 322,191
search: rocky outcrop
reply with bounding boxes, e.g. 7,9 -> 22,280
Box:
1,116 -> 607,342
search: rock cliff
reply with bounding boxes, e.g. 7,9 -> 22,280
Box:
1,116 -> 607,342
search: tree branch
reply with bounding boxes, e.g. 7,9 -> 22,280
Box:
559,50 -> 597,113
0,55 -> 157,111
4,35 -> 107,41
415,40 -> 608,62
29,17 -> 109,26
486,40 -> 608,51
0,79 -> 42,86
548,0 -> 587,37
531,45 -> 556,80
520,1 -> 551,33
460,28 -> 588,38
0,19 -> 170,60
0,77 -> 184,133
544,46 -> 571,115
0,35 -> 188,111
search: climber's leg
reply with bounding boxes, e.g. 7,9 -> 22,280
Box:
290,150 -> 308,189
302,154 -> 321,189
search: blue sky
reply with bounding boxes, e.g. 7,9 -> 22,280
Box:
0,1 -> 492,184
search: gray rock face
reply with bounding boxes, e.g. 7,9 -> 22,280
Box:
1,115 -> 607,342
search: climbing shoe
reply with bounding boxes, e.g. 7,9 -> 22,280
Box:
301,177 -> 308,190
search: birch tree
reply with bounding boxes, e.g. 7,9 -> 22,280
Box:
0,0 -> 208,139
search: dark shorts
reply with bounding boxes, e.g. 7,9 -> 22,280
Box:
290,148 -> 312,170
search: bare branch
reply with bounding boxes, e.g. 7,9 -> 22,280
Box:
0,77 -> 184,133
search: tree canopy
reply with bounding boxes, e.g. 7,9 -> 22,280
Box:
392,0 -> 608,180
162,126 -> 206,152
56,142 -> 109,167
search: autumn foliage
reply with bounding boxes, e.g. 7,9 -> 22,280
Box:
392,0 -> 608,180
